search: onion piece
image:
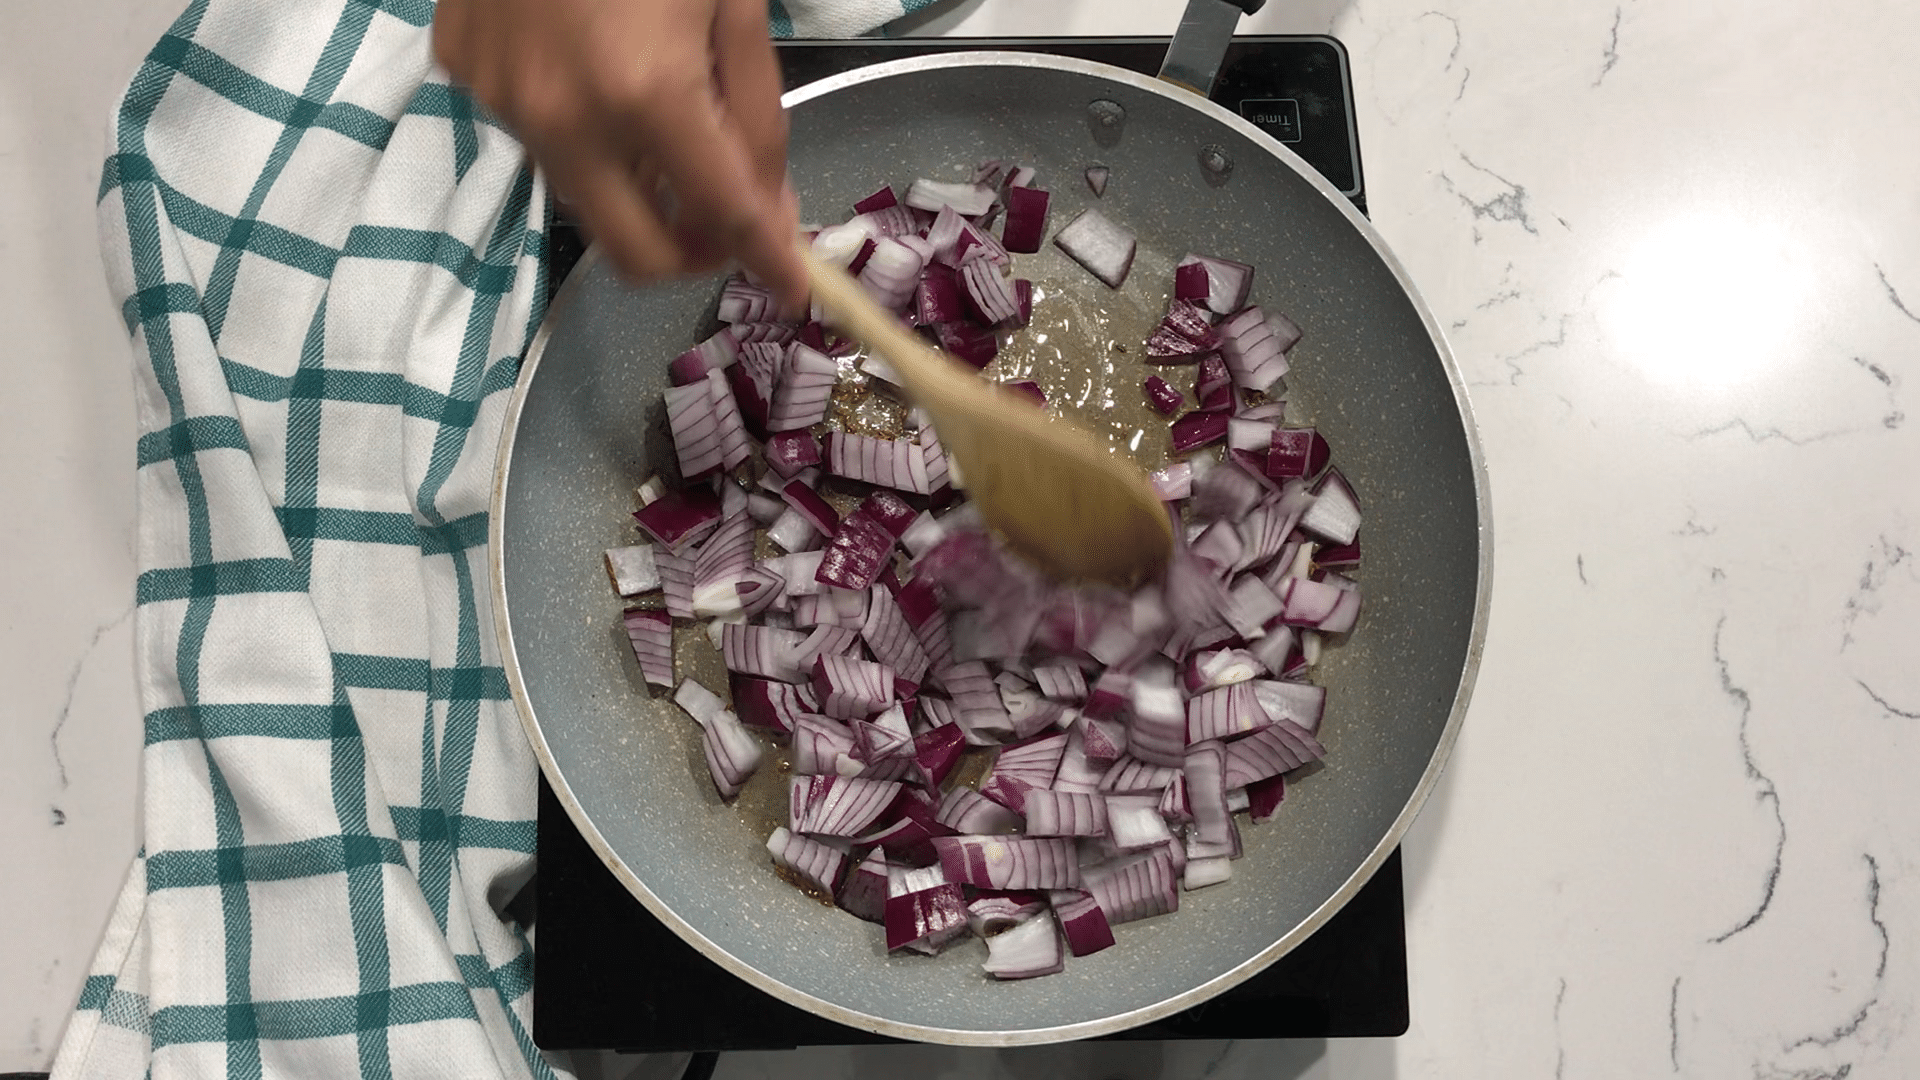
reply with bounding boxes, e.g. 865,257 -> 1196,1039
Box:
604,544 -> 662,597
968,893 -> 1048,938
1050,889 -> 1116,955
1081,847 -> 1179,925
912,722 -> 967,791
961,258 -> 1022,327
935,785 -> 1021,835
701,709 -> 763,799
1023,791 -> 1108,837
1170,410 -> 1230,454
1185,682 -> 1271,743
730,675 -> 815,734
853,185 -> 898,214
1144,375 -> 1185,416
721,622 -> 807,683
838,848 -> 891,923
1217,306 -> 1294,394
1267,427 -> 1332,480
915,265 -> 966,325
905,178 -> 996,216
1300,468 -> 1362,544
621,608 -> 673,687
933,320 -> 999,369
1053,208 -> 1136,289
767,826 -> 847,894
933,836 -> 1081,890
791,775 -> 904,836
1247,774 -> 1286,823
1000,185 -> 1050,253
811,653 -> 896,721
1175,253 -> 1255,315
765,430 -> 822,478
885,864 -> 969,952
1084,165 -> 1110,197
790,714 -> 857,775
770,342 -> 837,431
981,914 -> 1065,980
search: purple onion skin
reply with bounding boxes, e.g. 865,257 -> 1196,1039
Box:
632,487 -> 722,548
765,430 -> 822,478
1000,186 -> 1051,253
913,723 -> 967,790
861,491 -> 918,538
1143,375 -> 1184,416
1317,541 -> 1362,569
916,268 -> 966,326
1013,280 -> 1033,329
725,364 -> 772,440
1194,354 -> 1233,411
1170,410 -> 1231,454
1174,262 -> 1211,304
854,185 -> 898,214
1267,428 -> 1332,480
1248,774 -> 1286,823
933,321 -> 999,370
846,237 -> 878,276
885,883 -> 968,951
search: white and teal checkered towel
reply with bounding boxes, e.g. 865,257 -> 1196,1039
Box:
53,2 -> 938,1078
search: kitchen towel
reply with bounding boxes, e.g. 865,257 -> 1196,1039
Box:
51,1 -> 939,1078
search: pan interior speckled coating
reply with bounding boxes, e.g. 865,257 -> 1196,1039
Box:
494,54 -> 1487,1044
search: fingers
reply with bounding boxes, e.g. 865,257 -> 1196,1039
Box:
712,0 -> 791,197
607,7 -> 806,309
543,148 -> 686,282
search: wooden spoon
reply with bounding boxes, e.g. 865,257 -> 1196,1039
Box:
800,247 -> 1173,586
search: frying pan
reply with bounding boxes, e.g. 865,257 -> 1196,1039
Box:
489,3 -> 1491,1047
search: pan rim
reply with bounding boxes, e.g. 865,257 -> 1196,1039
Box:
489,50 -> 1494,1046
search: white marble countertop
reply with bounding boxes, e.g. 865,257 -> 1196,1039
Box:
8,0 -> 1918,1077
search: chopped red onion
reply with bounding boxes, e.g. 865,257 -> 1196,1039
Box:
1184,648 -> 1264,694
1175,253 -> 1255,315
853,185 -> 898,214
700,709 -> 762,799
1081,847 -> 1179,925
1220,719 -> 1327,789
654,549 -> 694,619
1301,468 -> 1362,544
604,544 -> 662,597
935,785 -> 1021,835
961,258 -> 1022,327
730,675 -> 815,734
1185,682 -> 1271,743
1050,889 -> 1115,955
912,722 -> 966,791
1084,165 -> 1111,197
1000,379 -> 1046,408
1104,794 -> 1174,852
1144,375 -> 1185,416
669,330 -> 741,386
1031,662 -> 1087,703
718,278 -> 778,324
721,622 -> 806,682
905,178 -> 997,216
1124,673 -> 1189,767
1053,208 -> 1136,289
980,914 -> 1065,980
1078,713 -> 1128,769
1267,427 -> 1332,480
1218,306 -> 1293,393
968,893 -> 1048,938
764,430 -> 822,479
770,342 -> 836,431
1247,774 -> 1286,823
826,432 -> 932,494
858,236 -> 926,311
767,826 -> 847,894
915,265 -> 966,325
1149,461 -> 1194,502
1183,742 -> 1232,846
1193,354 -> 1234,412
885,864 -> 969,952
1000,185 -> 1050,253
1023,791 -> 1108,837
791,775 -> 903,836
838,848 -> 891,923
663,379 -> 723,479
1099,756 -> 1181,794
790,714 -> 857,775
1170,410 -> 1230,454
621,608 -> 673,687
933,320 -> 999,369
933,835 -> 1081,890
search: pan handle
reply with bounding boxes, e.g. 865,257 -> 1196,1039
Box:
1157,0 -> 1266,97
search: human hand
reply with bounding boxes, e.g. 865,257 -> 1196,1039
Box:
434,0 -> 806,310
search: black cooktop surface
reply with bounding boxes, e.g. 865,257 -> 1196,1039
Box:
534,36 -> 1401,1054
